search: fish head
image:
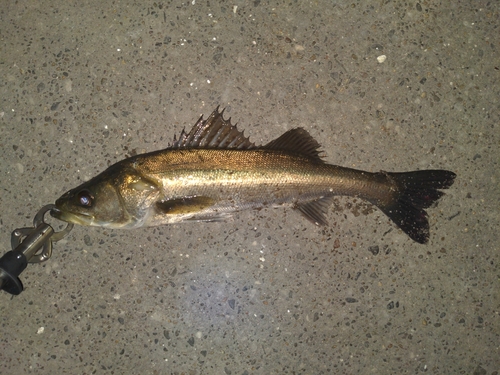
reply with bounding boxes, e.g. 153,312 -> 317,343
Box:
51,164 -> 160,228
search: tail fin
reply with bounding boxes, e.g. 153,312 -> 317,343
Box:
380,170 -> 456,244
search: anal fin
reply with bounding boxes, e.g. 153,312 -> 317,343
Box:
294,196 -> 332,226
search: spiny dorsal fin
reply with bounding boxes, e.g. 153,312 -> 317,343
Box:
171,106 -> 255,150
263,128 -> 323,162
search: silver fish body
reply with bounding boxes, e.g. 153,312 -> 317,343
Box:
52,108 -> 456,243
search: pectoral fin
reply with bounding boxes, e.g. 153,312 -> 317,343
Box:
156,196 -> 215,215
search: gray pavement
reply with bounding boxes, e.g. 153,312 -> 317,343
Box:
0,1 -> 498,374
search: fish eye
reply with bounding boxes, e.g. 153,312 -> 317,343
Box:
77,190 -> 94,207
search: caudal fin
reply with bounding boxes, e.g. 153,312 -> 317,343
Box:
380,170 -> 456,244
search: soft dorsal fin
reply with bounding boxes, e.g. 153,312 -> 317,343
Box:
264,128 -> 323,162
171,106 -> 255,150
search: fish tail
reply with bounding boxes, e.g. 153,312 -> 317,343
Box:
379,170 -> 456,244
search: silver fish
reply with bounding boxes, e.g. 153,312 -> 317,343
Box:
51,107 -> 456,243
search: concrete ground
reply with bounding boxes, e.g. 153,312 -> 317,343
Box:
1,1 -> 498,374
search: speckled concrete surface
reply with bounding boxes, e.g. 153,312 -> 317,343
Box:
0,1 -> 498,374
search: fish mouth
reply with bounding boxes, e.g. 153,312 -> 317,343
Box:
50,206 -> 93,226
50,206 -> 63,220
50,206 -> 73,223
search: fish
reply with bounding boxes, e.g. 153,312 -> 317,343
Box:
51,107 -> 456,244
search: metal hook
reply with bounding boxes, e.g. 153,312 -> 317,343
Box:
0,204 -> 74,294
10,204 -> 73,263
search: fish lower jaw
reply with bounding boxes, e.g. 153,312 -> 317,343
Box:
51,210 -> 110,228
53,213 -> 94,227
